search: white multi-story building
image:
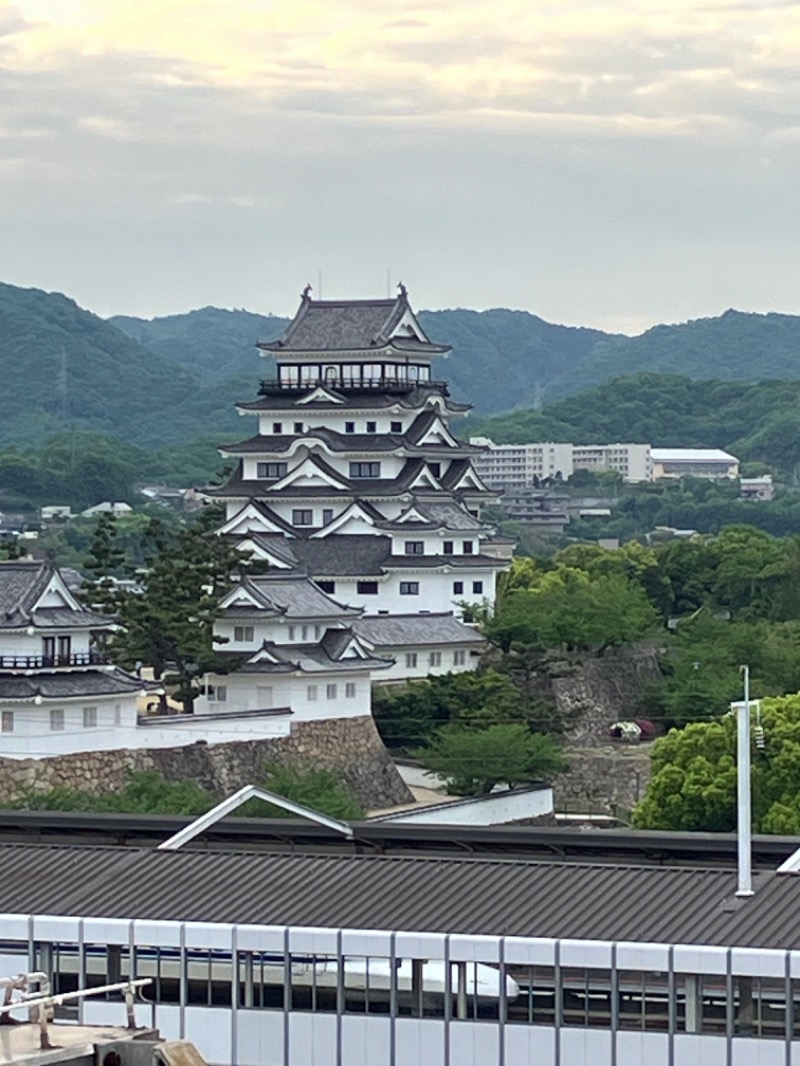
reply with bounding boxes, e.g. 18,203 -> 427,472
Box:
651,448 -> 739,480
205,288 -> 505,681
470,439 -> 652,487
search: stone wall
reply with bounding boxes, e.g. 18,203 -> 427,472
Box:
553,744 -> 653,816
0,715 -> 412,812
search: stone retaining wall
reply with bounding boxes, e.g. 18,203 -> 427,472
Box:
0,715 -> 412,811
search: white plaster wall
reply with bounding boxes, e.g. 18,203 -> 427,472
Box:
341,1016 -> 392,1066
288,1012 -> 337,1066
394,1018 -> 445,1066
194,672 -> 370,722
616,1030 -> 669,1066
258,409 -> 421,437
449,1020 -> 500,1064
184,1007 -> 233,1065
673,1033 -> 728,1066
0,630 -> 92,658
731,1041 -> 786,1066
373,643 -> 480,682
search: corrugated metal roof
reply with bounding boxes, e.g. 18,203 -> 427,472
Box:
0,843 -> 798,949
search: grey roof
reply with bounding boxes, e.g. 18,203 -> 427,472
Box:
292,536 -> 392,577
232,629 -> 391,675
377,500 -> 490,533
0,562 -> 111,631
237,386 -> 471,415
258,293 -> 449,355
230,575 -> 360,619
0,668 -> 143,700
1,844 -> 799,948
352,613 -> 486,648
207,458 -> 442,500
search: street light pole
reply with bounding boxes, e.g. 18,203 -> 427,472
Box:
736,665 -> 754,898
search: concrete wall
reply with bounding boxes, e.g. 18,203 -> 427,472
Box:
0,715 -> 411,810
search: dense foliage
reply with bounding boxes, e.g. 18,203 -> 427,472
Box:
632,695 -> 800,834
8,766 -> 364,819
414,724 -> 567,795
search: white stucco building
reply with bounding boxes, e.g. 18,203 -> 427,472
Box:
204,288 -> 505,682
470,438 -> 652,487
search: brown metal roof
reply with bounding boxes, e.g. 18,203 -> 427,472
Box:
0,843 -> 797,949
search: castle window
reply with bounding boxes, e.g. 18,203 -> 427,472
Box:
322,508 -> 334,525
472,580 -> 484,594
326,684 -> 338,700
453,581 -> 464,595
293,422 -> 304,434
272,422 -> 283,434
1,711 -> 13,733
453,650 -> 466,666
345,683 -> 356,698
357,581 -> 379,595
82,706 -> 97,728
428,462 -> 441,477
404,541 -> 424,555
50,708 -> 65,732
208,685 -> 227,703
257,462 -> 287,480
443,541 -> 454,554
366,421 -> 377,434
292,509 -> 313,526
307,685 -> 318,702
405,653 -> 418,668
429,652 -> 442,667
234,626 -> 254,642
400,582 -> 419,596
317,580 -> 335,594
391,421 -> 403,433
462,541 -> 474,554
345,422 -> 355,433
349,462 -> 381,479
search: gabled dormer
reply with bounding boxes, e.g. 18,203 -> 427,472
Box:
271,456 -> 350,492
218,501 -> 297,538
311,501 -> 382,538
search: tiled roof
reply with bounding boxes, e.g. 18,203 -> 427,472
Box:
0,843 -> 798,948
258,293 -> 449,354
234,631 -> 391,675
0,668 -> 143,700
352,613 -> 485,648
232,575 -> 360,619
0,562 -> 111,631
292,536 -> 392,577
236,389 -> 471,414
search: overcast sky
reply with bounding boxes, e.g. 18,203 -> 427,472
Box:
2,0 -> 800,333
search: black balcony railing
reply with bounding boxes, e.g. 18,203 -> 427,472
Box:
258,377 -> 450,397
0,651 -> 108,670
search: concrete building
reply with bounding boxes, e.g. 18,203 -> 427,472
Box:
741,475 -> 775,501
651,448 -> 739,480
470,439 -> 652,487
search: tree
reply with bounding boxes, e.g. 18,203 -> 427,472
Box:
633,694 -> 800,833
111,520 -> 252,711
239,765 -> 364,820
414,723 -> 567,795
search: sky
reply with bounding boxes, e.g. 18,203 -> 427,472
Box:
2,1 -> 800,334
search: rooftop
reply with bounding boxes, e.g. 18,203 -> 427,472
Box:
1,842 -> 799,949
257,290 -> 450,355
651,448 -> 738,463
352,613 -> 485,647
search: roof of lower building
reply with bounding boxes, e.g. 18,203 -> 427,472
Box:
351,613 -> 485,648
226,575 -> 361,619
0,668 -> 142,701
651,448 -> 738,463
0,843 -> 798,949
0,561 -> 112,632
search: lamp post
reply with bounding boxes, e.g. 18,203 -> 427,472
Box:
735,665 -> 754,898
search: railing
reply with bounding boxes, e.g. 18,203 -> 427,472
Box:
258,377 -> 450,396
0,651 -> 107,669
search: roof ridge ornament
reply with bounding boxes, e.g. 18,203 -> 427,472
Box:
301,283 -> 313,301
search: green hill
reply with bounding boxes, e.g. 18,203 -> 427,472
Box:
113,305 -> 610,415
546,309 -> 800,399
475,372 -> 800,472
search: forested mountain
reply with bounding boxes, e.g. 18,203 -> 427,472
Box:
112,305 -> 609,415
547,309 -> 800,399
0,284 -> 247,448
474,373 -> 800,472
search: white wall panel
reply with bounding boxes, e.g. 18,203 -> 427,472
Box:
82,918 -> 130,946
615,942 -> 670,972
394,932 -> 446,961
673,945 -> 728,975
82,999 -> 132,1027
236,1010 -> 284,1066
449,1021 -> 500,1066
0,915 -> 30,939
731,949 -> 786,978
134,920 -> 182,948
394,1018 -> 445,1066
235,925 -> 286,952
341,1015 -> 392,1066
183,922 -> 233,950
184,1007 -> 233,1065
502,937 -> 556,966
559,940 -> 613,968
504,1024 -> 556,1066
560,1026 -> 612,1065
32,916 -> 80,942
616,1030 -> 669,1066
287,1012 -> 337,1066
152,1004 -> 181,1042
288,928 -> 338,955
340,930 -> 393,957
673,1033 -> 728,1066
731,1039 -> 787,1066
448,936 -> 500,963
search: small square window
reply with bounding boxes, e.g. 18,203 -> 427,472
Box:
453,581 -> 464,595
322,508 -> 334,525
345,422 -> 355,434
208,685 -> 227,703
292,509 -> 313,526
357,581 -> 379,595
366,421 -> 377,433
428,462 -> 441,477
404,541 -> 424,555
83,706 -> 97,728
405,653 -> 418,668
234,625 -> 254,642
272,422 -> 283,434
345,683 -> 356,698
390,421 -> 402,433
50,708 -> 64,732
400,582 -> 419,596
307,685 -> 318,702
317,580 -> 335,594
326,684 -> 338,700
462,541 -> 474,554
294,422 -> 304,434
443,541 -> 454,555
429,651 -> 442,667
473,580 -> 484,594
453,650 -> 466,666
